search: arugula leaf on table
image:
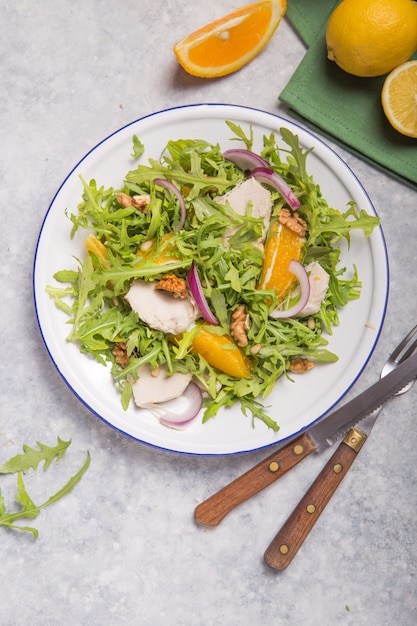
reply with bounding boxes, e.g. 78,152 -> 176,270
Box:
0,437 -> 71,474
0,439 -> 90,537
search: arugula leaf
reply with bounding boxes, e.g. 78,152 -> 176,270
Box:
0,437 -> 71,474
225,120 -> 254,150
0,452 -> 91,538
0,439 -> 90,537
131,134 -> 145,159
15,472 -> 39,519
279,126 -> 312,181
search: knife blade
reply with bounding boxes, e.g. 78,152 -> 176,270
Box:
306,357 -> 412,451
194,349 -> 417,527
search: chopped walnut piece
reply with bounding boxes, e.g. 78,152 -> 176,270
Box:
155,274 -> 188,299
278,208 -> 307,238
288,357 -> 314,373
230,304 -> 250,347
112,341 -> 130,368
132,194 -> 150,211
116,192 -> 133,207
116,192 -> 150,212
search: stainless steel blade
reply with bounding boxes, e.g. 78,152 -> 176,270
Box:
307,349 -> 417,452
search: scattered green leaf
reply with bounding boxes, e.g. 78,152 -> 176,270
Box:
0,439 -> 90,537
131,134 -> 145,159
0,437 -> 72,474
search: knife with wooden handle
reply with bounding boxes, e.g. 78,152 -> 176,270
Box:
264,423 -> 369,570
195,432 -> 316,526
195,349 -> 417,527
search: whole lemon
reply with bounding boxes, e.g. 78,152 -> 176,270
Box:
326,0 -> 417,77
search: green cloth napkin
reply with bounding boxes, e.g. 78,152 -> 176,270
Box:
286,0 -> 336,46
282,0 -> 417,189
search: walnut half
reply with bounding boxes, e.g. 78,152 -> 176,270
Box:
278,208 -> 307,238
230,304 -> 250,347
116,192 -> 150,212
155,274 -> 188,299
288,357 -> 314,373
112,342 -> 130,368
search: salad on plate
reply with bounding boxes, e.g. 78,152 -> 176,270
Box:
46,121 -> 380,432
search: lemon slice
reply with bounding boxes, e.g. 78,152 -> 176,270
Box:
381,60 -> 417,138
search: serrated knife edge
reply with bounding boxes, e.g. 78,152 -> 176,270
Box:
308,349 -> 417,452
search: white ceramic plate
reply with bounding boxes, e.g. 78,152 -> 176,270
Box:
33,104 -> 388,455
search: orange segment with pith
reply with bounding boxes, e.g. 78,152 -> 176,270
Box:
258,221 -> 304,299
173,0 -> 287,78
85,234 -> 108,267
136,233 -> 181,265
191,326 -> 251,379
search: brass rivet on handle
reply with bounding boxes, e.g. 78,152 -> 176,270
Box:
269,461 -> 279,472
306,504 -> 316,514
333,463 -> 342,474
279,545 -> 289,554
293,444 -> 304,455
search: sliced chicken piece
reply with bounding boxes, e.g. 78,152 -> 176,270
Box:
132,364 -> 192,406
215,178 -> 272,247
298,262 -> 330,317
125,279 -> 199,334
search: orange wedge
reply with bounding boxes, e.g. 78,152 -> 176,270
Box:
85,234 -> 107,260
258,221 -> 304,299
381,60 -> 417,138
136,234 -> 181,265
191,327 -> 251,378
173,0 -> 287,78
85,234 -> 108,266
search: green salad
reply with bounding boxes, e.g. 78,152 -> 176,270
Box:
46,122 -> 380,431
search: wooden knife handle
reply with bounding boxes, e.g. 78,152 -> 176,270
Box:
194,432 -> 316,526
264,426 -> 368,570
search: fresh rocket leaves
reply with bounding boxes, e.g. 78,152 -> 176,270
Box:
46,124 -> 380,430
0,438 -> 90,538
0,437 -> 72,474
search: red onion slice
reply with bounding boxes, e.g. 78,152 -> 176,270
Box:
186,261 -> 219,325
154,178 -> 186,230
269,260 -> 310,319
144,382 -> 203,430
249,167 -> 301,210
222,148 -> 269,171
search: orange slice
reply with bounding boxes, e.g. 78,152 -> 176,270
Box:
85,234 -> 108,265
258,221 -> 304,299
381,60 -> 417,138
191,327 -> 251,378
173,0 -> 287,78
136,234 -> 181,265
